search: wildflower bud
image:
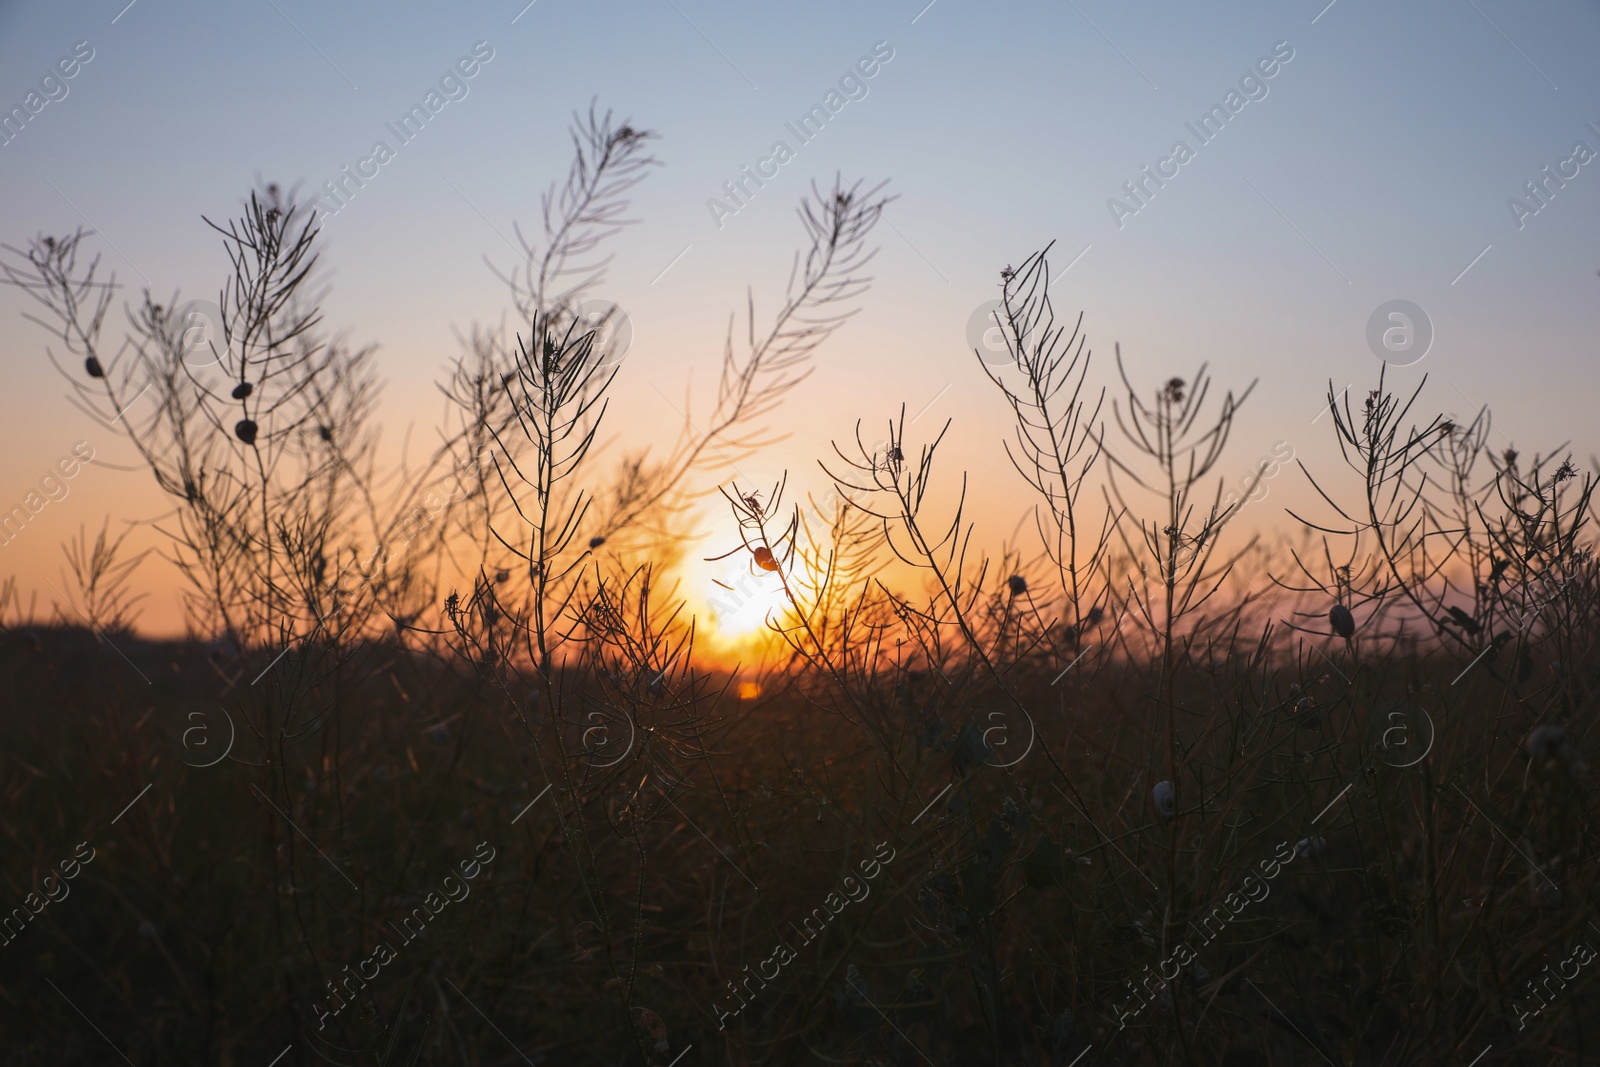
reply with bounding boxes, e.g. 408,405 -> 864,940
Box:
234,419 -> 258,445
1152,781 -> 1175,820
1294,836 -> 1326,858
84,357 -> 104,378
1525,724 -> 1569,762
752,546 -> 778,572
231,381 -> 253,400
588,536 -> 606,549
1329,604 -> 1355,638
1007,575 -> 1027,596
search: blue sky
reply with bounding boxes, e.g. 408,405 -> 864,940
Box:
2,0 -> 1597,630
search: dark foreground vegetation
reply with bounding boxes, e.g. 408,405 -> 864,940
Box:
2,105 -> 1598,1065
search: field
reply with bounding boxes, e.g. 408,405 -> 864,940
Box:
2,113 -> 1598,1066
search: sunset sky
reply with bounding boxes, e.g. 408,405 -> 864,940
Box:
2,0 -> 1597,636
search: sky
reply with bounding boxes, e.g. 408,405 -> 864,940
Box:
1,0 -> 1597,637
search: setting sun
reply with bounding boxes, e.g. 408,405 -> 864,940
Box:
704,568 -> 789,643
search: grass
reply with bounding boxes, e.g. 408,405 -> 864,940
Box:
1,105 -> 1598,1066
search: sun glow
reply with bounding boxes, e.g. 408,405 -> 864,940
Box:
705,570 -> 790,642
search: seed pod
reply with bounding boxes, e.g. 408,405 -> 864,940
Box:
752,546 -> 778,571
84,356 -> 104,378
1294,696 -> 1319,727
1329,603 -> 1355,638
231,381 -> 253,400
1007,574 -> 1027,596
1152,781 -> 1175,820
1525,724 -> 1569,762
234,419 -> 258,445
1294,836 -> 1326,858
588,536 -> 606,549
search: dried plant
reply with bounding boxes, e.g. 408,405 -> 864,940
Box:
5,140 -> 1600,1067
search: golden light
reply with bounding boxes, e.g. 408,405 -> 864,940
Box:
737,681 -> 763,700
705,570 -> 789,641
677,502 -> 816,663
